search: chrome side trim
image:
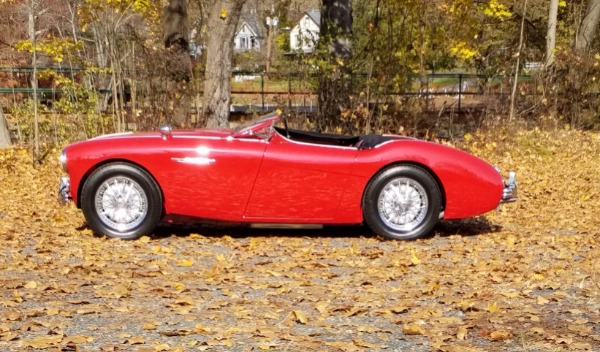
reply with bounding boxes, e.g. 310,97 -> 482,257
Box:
250,224 -> 324,229
172,157 -> 216,165
501,171 -> 517,203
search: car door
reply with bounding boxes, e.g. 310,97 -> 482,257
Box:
244,133 -> 358,221
163,135 -> 267,221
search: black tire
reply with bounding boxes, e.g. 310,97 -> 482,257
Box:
80,162 -> 163,240
363,165 -> 442,240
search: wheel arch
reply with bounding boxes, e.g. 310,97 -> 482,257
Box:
76,159 -> 165,211
361,161 -> 447,213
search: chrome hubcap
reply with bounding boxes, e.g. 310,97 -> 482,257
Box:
377,177 -> 428,232
95,176 -> 148,232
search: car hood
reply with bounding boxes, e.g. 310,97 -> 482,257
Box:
87,128 -> 233,141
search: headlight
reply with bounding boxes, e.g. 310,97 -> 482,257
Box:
59,149 -> 67,172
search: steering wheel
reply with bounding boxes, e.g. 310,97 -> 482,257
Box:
283,116 -> 290,138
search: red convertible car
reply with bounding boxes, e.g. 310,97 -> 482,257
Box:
58,111 -> 516,240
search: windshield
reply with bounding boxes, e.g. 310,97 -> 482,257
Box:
232,111 -> 280,133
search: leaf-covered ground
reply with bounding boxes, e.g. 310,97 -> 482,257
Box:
1,128 -> 599,352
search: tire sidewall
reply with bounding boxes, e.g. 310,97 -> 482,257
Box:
364,165 -> 441,240
81,163 -> 162,240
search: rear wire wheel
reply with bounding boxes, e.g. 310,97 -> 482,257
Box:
81,163 -> 163,240
363,165 -> 442,240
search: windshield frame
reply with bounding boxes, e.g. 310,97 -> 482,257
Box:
231,111 -> 280,140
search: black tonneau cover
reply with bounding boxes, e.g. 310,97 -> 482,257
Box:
275,127 -> 399,149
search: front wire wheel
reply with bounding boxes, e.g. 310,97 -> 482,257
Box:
364,165 -> 442,240
95,176 -> 149,232
81,163 -> 163,240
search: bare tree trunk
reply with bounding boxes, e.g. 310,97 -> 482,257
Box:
29,0 -> 40,160
117,53 -> 127,130
93,25 -> 111,112
202,0 -> 246,128
364,0 -> 380,134
510,0 -> 528,121
109,33 -> 122,132
0,101 -> 10,148
545,0 -> 559,67
576,0 -> 600,51
418,0 -> 427,89
266,21 -> 272,75
317,0 -> 353,132
164,0 -> 192,127
130,43 -> 137,130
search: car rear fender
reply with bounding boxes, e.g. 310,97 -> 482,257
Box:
361,161 -> 447,214
354,140 -> 503,219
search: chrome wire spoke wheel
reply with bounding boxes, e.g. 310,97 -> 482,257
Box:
364,165 -> 440,240
377,177 -> 428,232
94,176 -> 148,232
82,163 -> 163,240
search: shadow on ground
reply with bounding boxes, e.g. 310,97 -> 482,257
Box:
145,216 -> 502,241
435,217 -> 502,237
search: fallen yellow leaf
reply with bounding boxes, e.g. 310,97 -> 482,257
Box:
489,329 -> 512,341
410,251 -> 421,265
403,324 -> 424,335
457,325 -> 469,340
21,335 -> 63,348
292,310 -> 308,324
176,259 -> 194,267
24,281 -> 38,289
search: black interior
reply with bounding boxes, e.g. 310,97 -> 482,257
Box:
274,127 -> 397,149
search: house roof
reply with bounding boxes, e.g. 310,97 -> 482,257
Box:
306,9 -> 321,25
237,12 -> 266,39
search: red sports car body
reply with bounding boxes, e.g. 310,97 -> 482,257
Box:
58,112 -> 516,240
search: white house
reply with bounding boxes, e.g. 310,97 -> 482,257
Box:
234,19 -> 264,52
290,9 -> 320,53
234,7 -> 267,53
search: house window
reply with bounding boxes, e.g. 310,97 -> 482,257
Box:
251,36 -> 256,49
240,37 -> 247,49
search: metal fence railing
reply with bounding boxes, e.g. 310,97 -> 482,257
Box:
0,66 -> 537,113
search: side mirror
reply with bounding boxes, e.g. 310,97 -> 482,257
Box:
159,125 -> 172,140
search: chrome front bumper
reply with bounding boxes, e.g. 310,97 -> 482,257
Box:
501,171 -> 517,203
58,177 -> 72,205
